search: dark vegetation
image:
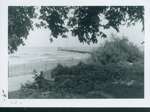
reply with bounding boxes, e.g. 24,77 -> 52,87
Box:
8,6 -> 35,53
9,37 -> 144,98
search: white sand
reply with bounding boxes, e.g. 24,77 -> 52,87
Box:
8,75 -> 34,92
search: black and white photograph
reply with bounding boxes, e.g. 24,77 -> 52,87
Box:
7,6 -> 145,99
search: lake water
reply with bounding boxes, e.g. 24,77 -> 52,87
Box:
8,47 -> 91,77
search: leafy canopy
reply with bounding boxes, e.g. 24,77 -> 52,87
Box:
8,6 -> 35,53
8,6 -> 144,53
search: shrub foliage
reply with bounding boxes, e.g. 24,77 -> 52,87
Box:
91,37 -> 143,64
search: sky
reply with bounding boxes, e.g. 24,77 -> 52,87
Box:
24,21 -> 144,48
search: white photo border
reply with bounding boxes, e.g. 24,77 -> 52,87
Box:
0,0 -> 150,107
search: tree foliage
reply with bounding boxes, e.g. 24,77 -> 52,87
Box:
8,6 -> 35,53
39,6 -> 69,38
8,6 -> 144,53
39,6 -> 144,43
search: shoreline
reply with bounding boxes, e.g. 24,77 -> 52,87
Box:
8,56 -> 89,92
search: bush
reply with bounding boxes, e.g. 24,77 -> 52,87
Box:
51,62 -> 135,94
21,70 -> 53,91
91,37 -> 143,65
